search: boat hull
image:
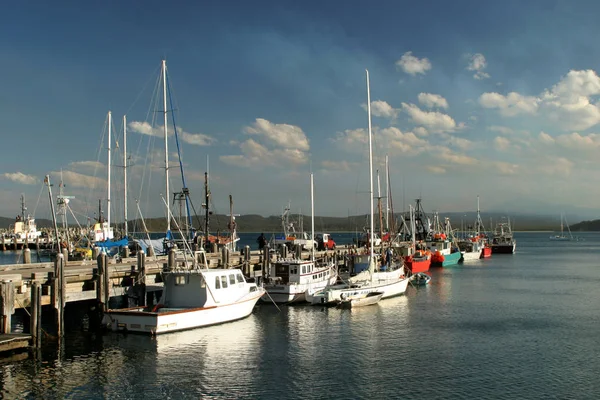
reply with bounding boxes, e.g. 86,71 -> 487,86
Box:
431,251 -> 462,267
405,257 -> 431,273
491,242 -> 516,254
104,289 -> 264,334
338,292 -> 383,308
480,246 -> 492,258
310,273 -> 410,306
460,250 -> 481,262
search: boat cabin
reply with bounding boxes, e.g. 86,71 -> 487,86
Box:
268,259 -> 332,286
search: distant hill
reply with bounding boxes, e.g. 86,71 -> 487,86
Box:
570,219 -> 600,231
0,212 -> 578,232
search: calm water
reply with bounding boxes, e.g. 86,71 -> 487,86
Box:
2,232 -> 600,399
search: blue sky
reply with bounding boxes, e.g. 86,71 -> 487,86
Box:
2,0 -> 600,224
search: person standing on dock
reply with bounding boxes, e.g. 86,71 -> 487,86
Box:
257,233 -> 267,250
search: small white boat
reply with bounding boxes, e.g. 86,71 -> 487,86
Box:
338,291 -> 383,308
103,251 -> 264,334
412,272 -> 431,286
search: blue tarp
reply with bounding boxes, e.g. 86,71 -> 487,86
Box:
95,237 -> 130,248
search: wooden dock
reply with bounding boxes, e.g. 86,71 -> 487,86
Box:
0,334 -> 31,353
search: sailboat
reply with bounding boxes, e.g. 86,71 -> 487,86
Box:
103,60 -> 264,334
549,213 -> 576,241
307,70 -> 409,306
261,173 -> 337,304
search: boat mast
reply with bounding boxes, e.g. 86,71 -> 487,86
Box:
385,155 -> 389,232
366,70 -> 374,266
204,169 -> 209,239
377,169 -> 384,250
123,115 -> 128,238
310,173 -> 315,261
107,111 -> 111,229
162,60 -> 170,232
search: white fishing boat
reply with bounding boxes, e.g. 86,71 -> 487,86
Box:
308,70 -> 410,306
491,218 -> 516,254
103,250 -> 264,334
262,174 -> 337,303
4,195 -> 45,249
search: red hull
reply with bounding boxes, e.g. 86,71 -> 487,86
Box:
480,246 -> 492,258
405,258 -> 431,274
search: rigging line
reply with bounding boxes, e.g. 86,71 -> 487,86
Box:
32,180 -> 45,218
124,63 -> 162,117
166,68 -> 193,236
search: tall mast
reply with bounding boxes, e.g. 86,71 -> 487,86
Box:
162,60 -> 170,231
385,155 -> 389,231
366,69 -> 374,262
204,171 -> 209,237
377,169 -> 383,248
123,115 -> 128,238
310,173 -> 315,261
107,111 -> 111,228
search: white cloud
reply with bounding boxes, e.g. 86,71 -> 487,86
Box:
494,136 -> 510,151
491,161 -> 519,176
2,172 -> 38,185
243,118 -> 309,151
418,93 -> 449,109
52,170 -> 106,189
401,103 -> 459,133
221,118 -> 310,168
437,148 -> 478,165
538,131 -> 555,144
449,136 -> 474,150
320,160 -> 359,172
68,161 -> 105,170
555,132 -> 600,150
466,53 -> 490,80
361,100 -> 397,119
426,165 -> 446,174
128,121 -> 215,146
395,51 -> 432,76
332,126 -> 429,155
413,127 -> 429,136
479,92 -> 540,116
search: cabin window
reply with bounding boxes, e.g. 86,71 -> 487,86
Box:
221,276 -> 228,288
175,275 -> 187,286
200,277 -> 206,288
229,274 -> 236,285
215,276 -> 221,289
236,274 -> 245,283
301,266 -> 306,274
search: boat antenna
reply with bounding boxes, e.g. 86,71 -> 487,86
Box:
311,172 -> 315,261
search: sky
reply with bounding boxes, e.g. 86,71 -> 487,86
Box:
2,0 -> 600,225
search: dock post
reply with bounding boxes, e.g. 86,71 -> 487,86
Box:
1,236 -> 5,251
0,281 -> 15,334
23,248 -> 31,264
92,247 -> 99,260
221,247 -> 230,268
53,254 -> 65,337
123,245 -> 130,258
62,248 -> 69,262
30,282 -> 42,348
36,236 -> 40,252
136,252 -> 146,307
281,244 -> 288,259
295,244 -> 302,260
96,253 -> 108,312
244,246 -> 250,276
168,249 -> 176,271
262,245 -> 270,281
147,245 -> 155,257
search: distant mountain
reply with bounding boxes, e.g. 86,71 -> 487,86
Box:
0,212 -> 580,232
569,219 -> 600,231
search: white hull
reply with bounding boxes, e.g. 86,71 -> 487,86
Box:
309,268 -> 409,305
262,275 -> 337,304
105,288 -> 264,334
461,250 -> 481,262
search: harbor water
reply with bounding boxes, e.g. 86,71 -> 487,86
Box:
1,232 -> 600,399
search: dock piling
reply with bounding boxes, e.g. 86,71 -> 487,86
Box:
244,246 -> 250,276
30,282 -> 41,348
23,248 -> 31,264
53,254 -> 65,337
136,252 -> 146,307
0,281 -> 15,334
